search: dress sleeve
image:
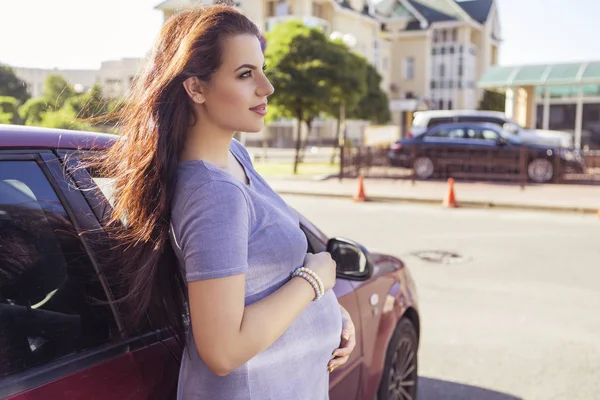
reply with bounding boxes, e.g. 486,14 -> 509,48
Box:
174,180 -> 249,282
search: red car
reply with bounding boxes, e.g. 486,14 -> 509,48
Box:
0,125 -> 420,400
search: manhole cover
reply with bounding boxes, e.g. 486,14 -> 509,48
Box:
411,250 -> 469,264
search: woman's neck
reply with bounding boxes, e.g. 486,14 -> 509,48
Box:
181,123 -> 235,168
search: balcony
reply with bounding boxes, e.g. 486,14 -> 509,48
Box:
266,15 -> 330,34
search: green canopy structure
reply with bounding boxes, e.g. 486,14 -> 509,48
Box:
478,61 -> 600,88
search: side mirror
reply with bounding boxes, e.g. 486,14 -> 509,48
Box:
327,237 -> 373,281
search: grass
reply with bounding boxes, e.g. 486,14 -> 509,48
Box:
253,161 -> 340,178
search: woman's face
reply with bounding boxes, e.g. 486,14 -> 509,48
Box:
199,34 -> 274,134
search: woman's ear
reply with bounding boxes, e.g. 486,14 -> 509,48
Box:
183,76 -> 205,104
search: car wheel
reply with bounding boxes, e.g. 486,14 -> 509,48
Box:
413,157 -> 434,179
528,158 -> 554,183
377,318 -> 419,400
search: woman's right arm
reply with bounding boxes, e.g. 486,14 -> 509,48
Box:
188,252 -> 334,376
176,181 -> 335,376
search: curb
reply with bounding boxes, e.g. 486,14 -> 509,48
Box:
274,190 -> 599,215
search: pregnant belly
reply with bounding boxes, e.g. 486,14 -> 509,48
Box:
288,291 -> 342,364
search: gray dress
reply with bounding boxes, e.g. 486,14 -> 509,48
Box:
169,139 -> 342,399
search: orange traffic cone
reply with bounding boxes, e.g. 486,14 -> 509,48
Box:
443,178 -> 459,208
353,175 -> 368,202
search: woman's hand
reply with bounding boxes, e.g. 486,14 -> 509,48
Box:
328,305 -> 356,373
303,252 -> 337,292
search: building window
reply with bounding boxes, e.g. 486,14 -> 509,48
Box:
312,2 -> 325,18
448,100 -> 453,110
431,81 -> 436,89
458,81 -> 463,89
449,46 -> 455,54
441,29 -> 447,42
440,64 -> 445,78
449,80 -> 454,89
440,47 -> 446,55
438,99 -> 444,110
432,48 -> 437,55
433,29 -> 439,43
404,58 -> 415,81
275,0 -> 290,16
452,28 -> 457,42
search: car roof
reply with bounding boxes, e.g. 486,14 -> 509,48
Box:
426,121 -> 502,131
414,109 -> 509,121
0,124 -> 117,151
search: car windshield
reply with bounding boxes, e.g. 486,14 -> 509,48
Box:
499,129 -> 524,144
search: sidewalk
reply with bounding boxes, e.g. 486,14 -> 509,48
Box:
266,177 -> 600,214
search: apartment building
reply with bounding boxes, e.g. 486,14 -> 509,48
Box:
376,0 -> 500,111
155,0 -> 500,145
156,0 -> 500,109
155,0 -> 392,90
98,58 -> 146,99
11,57 -> 145,100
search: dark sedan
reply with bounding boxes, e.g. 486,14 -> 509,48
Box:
389,122 -> 585,183
0,124 -> 420,400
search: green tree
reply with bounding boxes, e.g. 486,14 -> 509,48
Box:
39,102 -> 91,130
478,90 -> 506,112
67,82 -> 110,119
0,66 -> 30,104
322,39 -> 367,136
42,74 -> 77,111
349,63 -> 390,124
265,21 -> 334,174
19,97 -> 53,125
0,96 -> 22,124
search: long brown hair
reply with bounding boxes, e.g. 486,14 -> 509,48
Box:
89,5 -> 260,345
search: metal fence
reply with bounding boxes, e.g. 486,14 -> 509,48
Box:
341,147 -> 600,186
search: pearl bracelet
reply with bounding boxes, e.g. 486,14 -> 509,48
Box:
296,267 -> 325,297
292,268 -> 324,301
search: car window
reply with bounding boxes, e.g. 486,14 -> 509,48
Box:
0,161 -> 115,378
427,117 -> 455,128
482,129 -> 499,141
427,128 -> 464,139
464,129 -> 482,139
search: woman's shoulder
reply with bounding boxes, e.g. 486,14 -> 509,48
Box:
174,162 -> 248,207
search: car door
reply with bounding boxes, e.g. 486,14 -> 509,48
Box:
299,219 -> 362,400
420,126 -> 468,175
478,127 -> 522,177
0,151 -> 177,400
59,150 -> 181,398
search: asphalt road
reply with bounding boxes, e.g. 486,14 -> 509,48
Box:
281,195 -> 600,400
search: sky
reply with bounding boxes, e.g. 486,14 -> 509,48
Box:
0,0 -> 599,70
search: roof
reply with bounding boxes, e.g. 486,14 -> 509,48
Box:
456,0 -> 493,23
0,124 -> 117,150
405,19 -> 423,30
478,61 -> 600,88
407,0 -> 456,22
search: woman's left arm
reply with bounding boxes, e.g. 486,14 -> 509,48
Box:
328,304 -> 356,373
